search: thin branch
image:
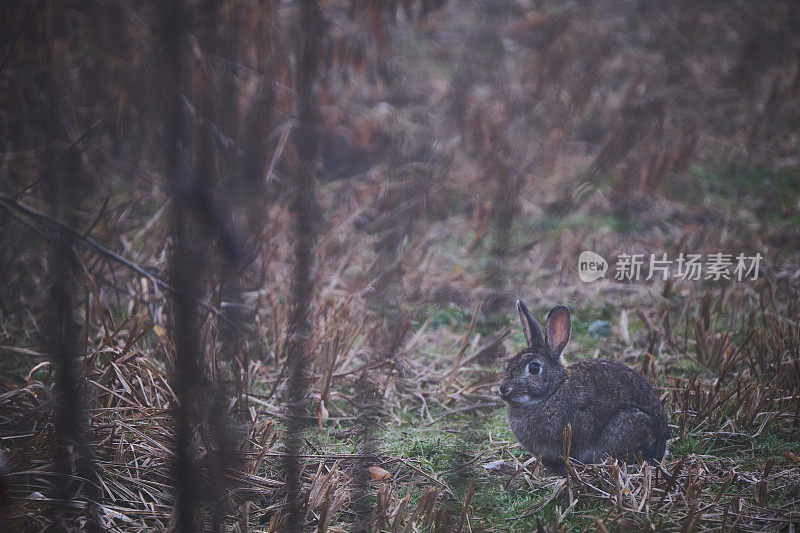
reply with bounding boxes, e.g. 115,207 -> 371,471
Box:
0,0 -> 43,76
0,194 -> 263,349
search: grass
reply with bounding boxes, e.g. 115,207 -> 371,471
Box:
667,164 -> 800,227
4,191 -> 800,533
421,304 -> 474,331
361,410 -> 606,530
297,372 -> 800,531
4,203 -> 799,530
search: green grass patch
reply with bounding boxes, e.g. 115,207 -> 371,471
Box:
668,164 -> 800,224
373,409 -> 610,531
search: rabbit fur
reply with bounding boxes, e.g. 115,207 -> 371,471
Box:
500,301 -> 669,471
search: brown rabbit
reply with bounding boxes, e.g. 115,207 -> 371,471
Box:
499,301 -> 669,471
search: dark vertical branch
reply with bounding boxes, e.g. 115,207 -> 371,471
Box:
45,208 -> 103,533
284,1 -> 323,530
351,318 -> 410,531
162,2 -> 203,531
169,102 -> 203,533
34,4 -> 103,530
485,166 -> 523,306
351,371 -> 379,531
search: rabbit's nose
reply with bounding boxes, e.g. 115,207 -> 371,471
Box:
499,384 -> 510,397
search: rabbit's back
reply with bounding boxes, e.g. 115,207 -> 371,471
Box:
567,359 -> 666,424
566,359 -> 669,460
508,358 -> 668,467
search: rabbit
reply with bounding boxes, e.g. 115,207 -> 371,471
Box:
499,301 -> 669,471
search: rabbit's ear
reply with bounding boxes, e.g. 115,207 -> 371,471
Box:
545,305 -> 571,359
517,300 -> 545,348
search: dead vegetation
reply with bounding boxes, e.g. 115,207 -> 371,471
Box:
1,0 -> 800,531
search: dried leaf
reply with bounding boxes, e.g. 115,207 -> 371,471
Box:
367,466 -> 392,481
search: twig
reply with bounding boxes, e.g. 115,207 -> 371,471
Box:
636,307 -> 712,373
0,0 -> 43,76
0,194 -> 258,344
443,301 -> 483,395
265,121 -> 293,183
12,120 -> 101,199
422,402 -> 502,427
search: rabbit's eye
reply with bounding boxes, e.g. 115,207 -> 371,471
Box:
528,361 -> 542,375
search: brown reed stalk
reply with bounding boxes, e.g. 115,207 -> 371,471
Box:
283,1 -> 323,530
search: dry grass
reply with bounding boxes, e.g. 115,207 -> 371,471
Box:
2,204 -> 798,530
